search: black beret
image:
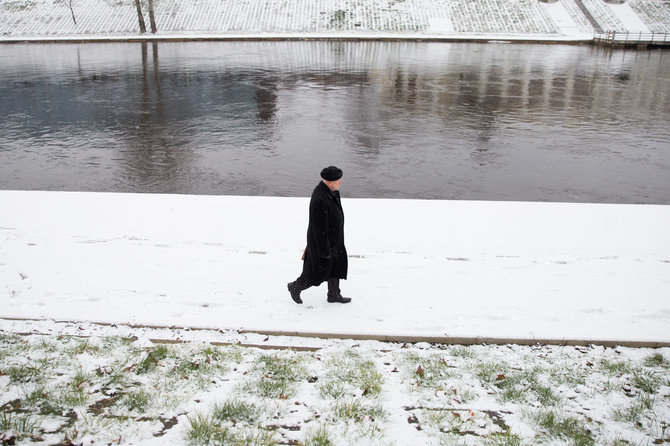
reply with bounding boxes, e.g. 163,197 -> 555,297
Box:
320,166 -> 343,181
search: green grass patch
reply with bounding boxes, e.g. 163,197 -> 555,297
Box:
240,429 -> 279,446
534,385 -> 561,406
256,353 -> 302,379
0,411 -> 40,440
101,366 -> 128,389
169,344 -> 237,384
123,388 -> 152,412
644,353 -> 670,369
254,375 -> 296,399
492,368 -> 539,404
405,352 -> 457,389
532,409 -> 594,446
186,412 -> 235,444
332,398 -> 387,423
632,369 -> 660,394
137,350 -> 162,374
320,350 -> 384,398
319,380 -> 347,399
212,398 -> 262,424
247,353 -> 307,399
71,368 -> 92,390
6,364 -> 40,384
474,361 -> 509,384
612,394 -> 655,426
304,423 -> 334,446
101,336 -> 134,351
498,385 -> 527,403
421,408 -> 481,436
70,338 -> 103,355
152,344 -> 170,360
548,364 -> 587,387
58,387 -> 88,408
22,384 -> 49,408
599,358 -> 631,374
450,345 -> 477,359
35,338 -> 59,353
185,411 -> 278,445
484,430 -> 525,446
0,332 -> 21,344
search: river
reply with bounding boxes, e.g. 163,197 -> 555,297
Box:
1,41 -> 668,203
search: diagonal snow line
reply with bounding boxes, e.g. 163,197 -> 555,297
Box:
3,316 -> 669,348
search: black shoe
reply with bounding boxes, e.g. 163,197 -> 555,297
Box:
287,282 -> 302,304
327,295 -> 351,303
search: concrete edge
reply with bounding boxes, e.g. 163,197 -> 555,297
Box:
2,316 -> 668,349
238,329 -> 670,349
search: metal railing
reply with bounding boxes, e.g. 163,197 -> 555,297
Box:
594,30 -> 670,46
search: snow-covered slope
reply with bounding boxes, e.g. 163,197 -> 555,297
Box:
1,0 -> 667,41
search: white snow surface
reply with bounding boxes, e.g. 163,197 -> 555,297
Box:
2,190 -> 669,344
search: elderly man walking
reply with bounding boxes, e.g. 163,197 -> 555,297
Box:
287,166 -> 351,304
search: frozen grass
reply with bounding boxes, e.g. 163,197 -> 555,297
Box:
185,397 -> 276,444
185,411 -> 279,445
483,431 -> 525,446
530,408 -> 595,445
212,399 -> 263,424
0,411 -> 40,441
245,352 -> 308,399
319,349 -> 384,399
304,423 -> 334,446
645,352 -> 670,369
1,333 -> 669,444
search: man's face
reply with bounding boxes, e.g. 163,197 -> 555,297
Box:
325,179 -> 342,191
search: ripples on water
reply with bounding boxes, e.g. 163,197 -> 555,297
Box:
0,41 -> 668,203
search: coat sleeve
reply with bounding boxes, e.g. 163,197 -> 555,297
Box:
310,196 -> 331,258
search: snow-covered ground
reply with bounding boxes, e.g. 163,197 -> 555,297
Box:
1,332 -> 670,445
2,190 -> 669,345
1,0 -> 669,42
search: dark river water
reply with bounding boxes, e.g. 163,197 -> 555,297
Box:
1,41 -> 669,203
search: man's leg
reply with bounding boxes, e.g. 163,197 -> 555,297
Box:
327,278 -> 351,303
287,276 -> 310,304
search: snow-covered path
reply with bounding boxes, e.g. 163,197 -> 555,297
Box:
2,190 -> 669,344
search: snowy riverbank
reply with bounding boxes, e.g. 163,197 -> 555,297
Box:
2,0 -> 669,43
2,190 -> 669,344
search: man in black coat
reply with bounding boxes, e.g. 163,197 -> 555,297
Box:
287,166 -> 351,304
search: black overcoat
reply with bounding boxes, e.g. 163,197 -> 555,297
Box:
300,181 -> 348,286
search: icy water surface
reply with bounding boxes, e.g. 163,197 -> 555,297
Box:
0,41 -> 669,203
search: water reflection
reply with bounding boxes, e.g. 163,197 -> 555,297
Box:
0,42 -> 668,203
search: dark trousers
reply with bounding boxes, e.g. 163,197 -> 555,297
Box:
294,277 -> 341,298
